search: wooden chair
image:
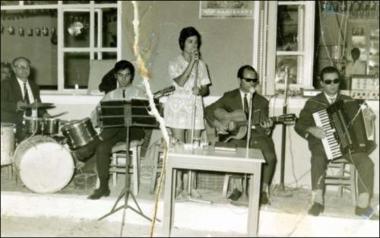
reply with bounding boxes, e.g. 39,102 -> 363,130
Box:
325,158 -> 357,205
109,139 -> 144,196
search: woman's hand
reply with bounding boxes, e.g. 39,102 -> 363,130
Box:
190,49 -> 200,64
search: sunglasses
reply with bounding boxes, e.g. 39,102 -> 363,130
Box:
323,78 -> 340,85
242,77 -> 259,83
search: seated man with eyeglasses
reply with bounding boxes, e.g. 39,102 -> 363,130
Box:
205,65 -> 277,205
295,66 -> 378,219
1,56 -> 50,142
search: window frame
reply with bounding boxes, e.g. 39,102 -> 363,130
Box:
1,0 -> 121,94
260,1 -> 315,95
276,1 -> 315,89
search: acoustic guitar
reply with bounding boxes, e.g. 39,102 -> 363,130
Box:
214,109 -> 296,142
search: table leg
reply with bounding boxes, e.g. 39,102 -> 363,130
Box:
247,165 -> 261,236
163,167 -> 175,236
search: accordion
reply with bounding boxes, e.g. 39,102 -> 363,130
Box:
312,99 -> 376,160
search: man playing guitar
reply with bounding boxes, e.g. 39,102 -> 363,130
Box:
205,65 -> 278,205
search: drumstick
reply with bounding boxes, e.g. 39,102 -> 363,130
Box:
49,112 -> 68,118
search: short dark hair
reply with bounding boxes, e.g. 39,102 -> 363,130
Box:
351,47 -> 360,56
12,56 -> 31,66
320,66 -> 340,81
178,26 -> 202,51
237,65 -> 257,79
113,60 -> 135,81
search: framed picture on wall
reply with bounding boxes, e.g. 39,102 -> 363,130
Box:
199,1 -> 254,19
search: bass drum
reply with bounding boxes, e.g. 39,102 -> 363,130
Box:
13,135 -> 75,194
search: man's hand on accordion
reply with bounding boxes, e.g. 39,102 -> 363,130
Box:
307,126 -> 326,139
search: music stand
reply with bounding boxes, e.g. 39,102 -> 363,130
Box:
97,99 -> 160,235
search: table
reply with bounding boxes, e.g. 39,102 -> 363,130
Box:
163,146 -> 265,236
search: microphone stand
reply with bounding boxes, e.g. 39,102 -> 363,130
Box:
276,66 -> 293,197
246,91 -> 253,156
186,58 -> 211,204
190,60 -> 198,145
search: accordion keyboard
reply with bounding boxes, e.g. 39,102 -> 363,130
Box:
313,109 -> 343,160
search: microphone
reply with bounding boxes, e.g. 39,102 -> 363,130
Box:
194,50 -> 201,62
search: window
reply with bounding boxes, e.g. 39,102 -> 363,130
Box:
258,1 -> 314,96
0,1 -> 120,93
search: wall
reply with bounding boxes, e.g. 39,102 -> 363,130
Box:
0,13 -> 57,87
120,1 -> 254,96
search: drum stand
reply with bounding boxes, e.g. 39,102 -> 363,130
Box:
97,100 -> 160,236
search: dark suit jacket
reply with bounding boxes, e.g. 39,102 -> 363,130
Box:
294,92 -> 352,154
1,76 -> 44,126
205,88 -> 271,138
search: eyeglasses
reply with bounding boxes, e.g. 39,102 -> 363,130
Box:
242,77 -> 259,83
14,65 -> 30,70
323,78 -> 340,85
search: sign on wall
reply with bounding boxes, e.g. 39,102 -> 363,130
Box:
199,1 -> 254,19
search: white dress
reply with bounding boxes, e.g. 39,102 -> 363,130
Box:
164,55 -> 211,130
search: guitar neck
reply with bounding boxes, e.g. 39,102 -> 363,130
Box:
234,116 -> 286,127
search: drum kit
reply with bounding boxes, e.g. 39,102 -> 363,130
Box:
1,102 -> 99,194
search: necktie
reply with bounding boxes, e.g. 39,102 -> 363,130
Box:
23,82 -> 30,104
244,93 -> 249,118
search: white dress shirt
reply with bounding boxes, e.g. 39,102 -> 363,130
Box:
17,78 -> 37,117
239,89 -> 253,111
324,92 -> 337,104
17,78 -> 35,104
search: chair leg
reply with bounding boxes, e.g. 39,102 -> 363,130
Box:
223,174 -> 230,197
339,163 -> 345,197
96,177 -> 100,189
350,164 -> 357,206
132,146 -> 139,196
150,144 -> 159,194
112,153 -> 117,187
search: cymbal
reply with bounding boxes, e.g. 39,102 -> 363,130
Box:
20,102 -> 55,109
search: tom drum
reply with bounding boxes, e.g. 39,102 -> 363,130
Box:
61,118 -> 98,150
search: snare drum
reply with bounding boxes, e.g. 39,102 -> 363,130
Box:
43,118 -> 60,135
1,123 -> 16,165
61,118 -> 98,150
13,135 -> 75,193
24,117 -> 44,135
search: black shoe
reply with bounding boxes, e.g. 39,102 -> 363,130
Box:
87,188 -> 110,200
308,202 -> 324,216
260,191 -> 269,205
228,189 -> 242,201
355,206 -> 379,220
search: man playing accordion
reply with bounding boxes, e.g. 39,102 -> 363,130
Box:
295,66 -> 378,219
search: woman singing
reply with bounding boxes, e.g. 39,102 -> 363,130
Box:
164,26 -> 211,198
164,26 -> 211,143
